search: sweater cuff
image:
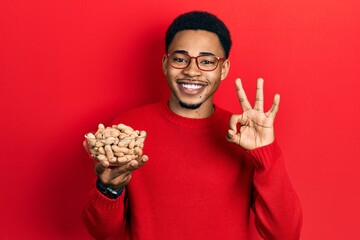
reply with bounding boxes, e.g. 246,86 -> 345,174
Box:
246,140 -> 282,170
88,187 -> 125,210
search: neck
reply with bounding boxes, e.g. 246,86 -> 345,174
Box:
168,97 -> 215,119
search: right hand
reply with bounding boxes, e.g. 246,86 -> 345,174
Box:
95,155 -> 149,190
226,78 -> 280,150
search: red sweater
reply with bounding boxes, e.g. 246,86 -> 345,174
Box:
82,102 -> 303,240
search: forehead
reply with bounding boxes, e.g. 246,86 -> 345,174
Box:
168,30 -> 225,56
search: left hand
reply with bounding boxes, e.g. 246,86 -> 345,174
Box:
226,78 -> 280,150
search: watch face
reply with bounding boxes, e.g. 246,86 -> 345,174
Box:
104,190 -> 118,199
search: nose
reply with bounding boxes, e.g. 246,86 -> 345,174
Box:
183,58 -> 201,76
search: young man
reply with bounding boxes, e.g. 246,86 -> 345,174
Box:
82,11 -> 303,240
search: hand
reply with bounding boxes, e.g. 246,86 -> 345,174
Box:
95,155 -> 149,190
226,78 -> 280,150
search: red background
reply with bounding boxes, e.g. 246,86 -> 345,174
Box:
1,0 -> 359,239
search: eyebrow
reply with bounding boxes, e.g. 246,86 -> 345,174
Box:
199,52 -> 216,56
172,50 -> 216,56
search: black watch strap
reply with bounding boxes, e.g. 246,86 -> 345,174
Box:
96,178 -> 124,199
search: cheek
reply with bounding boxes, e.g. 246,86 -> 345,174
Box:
165,69 -> 179,86
207,71 -> 223,86
166,69 -> 185,84
211,81 -> 221,94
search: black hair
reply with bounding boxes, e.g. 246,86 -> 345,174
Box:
165,11 -> 232,58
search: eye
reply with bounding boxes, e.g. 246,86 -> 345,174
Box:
201,60 -> 215,65
173,57 -> 187,63
171,53 -> 190,65
199,56 -> 217,65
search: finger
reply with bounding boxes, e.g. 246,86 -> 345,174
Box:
226,128 -> 237,142
134,155 -> 149,169
266,94 -> 280,118
127,160 -> 139,171
226,128 -> 243,146
95,162 -> 107,175
235,78 -> 252,112
228,114 -> 240,132
254,78 -> 264,112
228,114 -> 246,131
125,155 -> 149,171
227,115 -> 246,144
140,155 -> 149,164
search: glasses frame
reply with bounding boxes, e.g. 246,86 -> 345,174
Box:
166,53 -> 227,72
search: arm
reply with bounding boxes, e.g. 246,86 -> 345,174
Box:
82,150 -> 149,239
227,78 -> 302,239
248,141 -> 303,239
82,184 -> 127,240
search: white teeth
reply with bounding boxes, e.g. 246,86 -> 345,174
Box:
181,84 -> 202,90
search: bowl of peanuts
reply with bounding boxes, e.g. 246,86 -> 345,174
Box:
84,123 -> 147,166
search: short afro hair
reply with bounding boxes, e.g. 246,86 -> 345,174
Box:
165,11 -> 232,58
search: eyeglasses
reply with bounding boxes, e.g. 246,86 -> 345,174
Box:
166,52 -> 226,71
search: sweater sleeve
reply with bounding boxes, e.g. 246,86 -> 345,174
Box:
82,185 -> 127,240
247,140 -> 303,240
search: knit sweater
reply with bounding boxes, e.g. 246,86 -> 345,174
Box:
82,101 -> 303,240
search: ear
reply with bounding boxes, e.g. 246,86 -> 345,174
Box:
220,59 -> 230,81
162,55 -> 168,75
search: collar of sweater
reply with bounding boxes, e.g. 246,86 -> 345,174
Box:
159,101 -> 226,129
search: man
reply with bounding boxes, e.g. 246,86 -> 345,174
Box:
82,11 -> 303,240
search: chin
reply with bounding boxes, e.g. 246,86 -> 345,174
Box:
179,101 -> 202,110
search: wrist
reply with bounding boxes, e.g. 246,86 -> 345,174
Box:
96,178 -> 124,199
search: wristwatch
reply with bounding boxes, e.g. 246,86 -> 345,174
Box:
96,178 -> 124,199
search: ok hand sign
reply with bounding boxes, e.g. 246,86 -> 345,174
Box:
226,78 -> 280,150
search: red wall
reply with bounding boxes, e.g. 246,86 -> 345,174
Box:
1,0 -> 360,239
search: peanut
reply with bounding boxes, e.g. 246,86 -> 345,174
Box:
104,145 -> 114,160
84,123 -> 147,165
95,141 -> 105,147
101,137 -> 116,145
128,139 -> 135,149
117,156 -> 128,163
114,152 -> 125,157
109,157 -> 117,163
98,146 -> 105,155
111,145 -> 122,153
97,154 -> 107,161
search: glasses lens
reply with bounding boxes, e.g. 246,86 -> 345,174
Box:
197,55 -> 219,71
169,53 -> 190,69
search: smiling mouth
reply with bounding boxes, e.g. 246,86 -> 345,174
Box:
176,79 -> 208,96
181,83 -> 203,90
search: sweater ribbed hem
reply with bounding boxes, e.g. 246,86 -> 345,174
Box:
246,140 -> 282,170
89,187 -> 124,210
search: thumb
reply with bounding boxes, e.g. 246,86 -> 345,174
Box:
95,161 -> 109,175
226,129 -> 238,143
